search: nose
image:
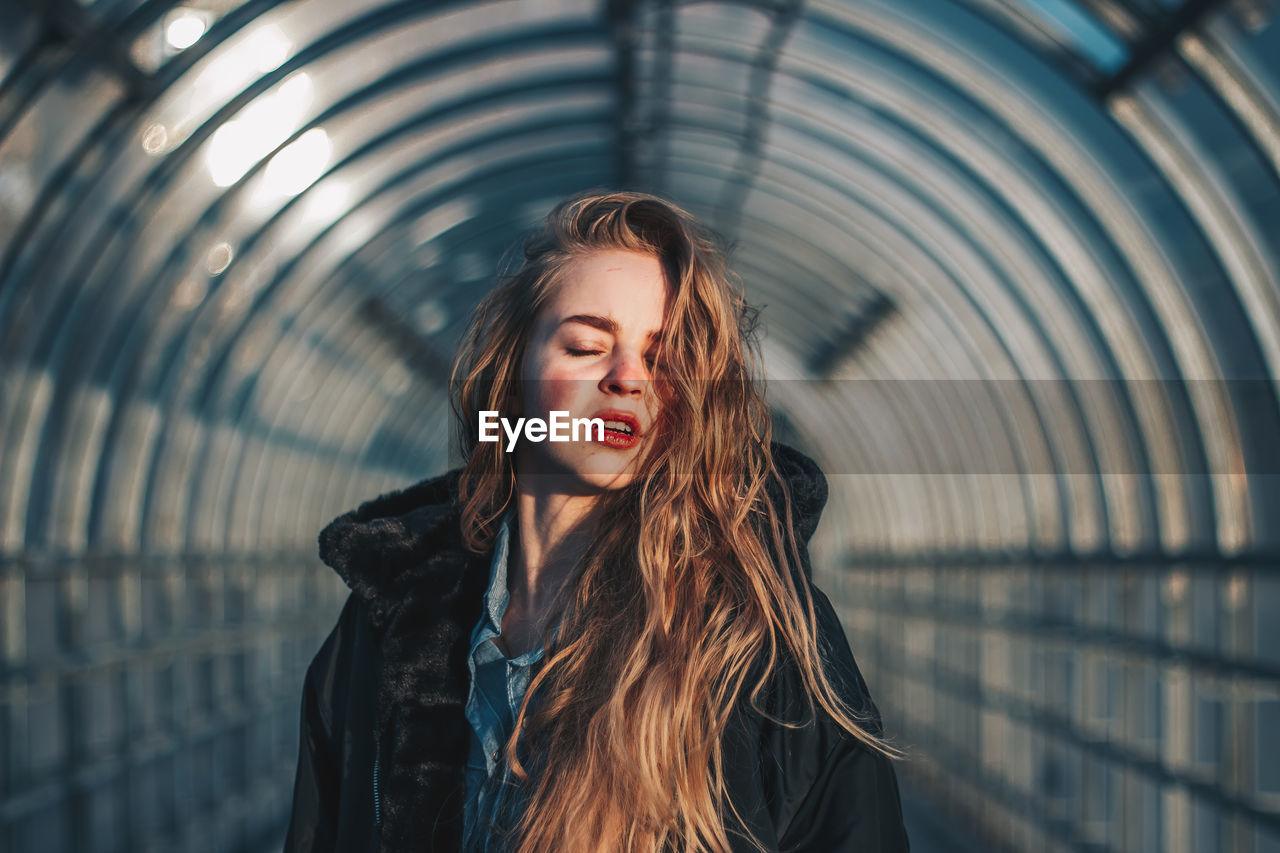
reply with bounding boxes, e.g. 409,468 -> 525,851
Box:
600,349 -> 649,396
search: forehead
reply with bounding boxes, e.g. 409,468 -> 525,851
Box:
544,249 -> 669,329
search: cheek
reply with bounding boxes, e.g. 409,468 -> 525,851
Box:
525,360 -> 592,410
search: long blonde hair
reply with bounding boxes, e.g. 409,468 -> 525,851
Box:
449,190 -> 901,852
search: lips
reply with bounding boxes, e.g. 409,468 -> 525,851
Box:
592,409 -> 642,437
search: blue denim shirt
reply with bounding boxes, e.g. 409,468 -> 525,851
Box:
462,510 -> 547,852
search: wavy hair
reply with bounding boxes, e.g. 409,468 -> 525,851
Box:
449,190 -> 901,853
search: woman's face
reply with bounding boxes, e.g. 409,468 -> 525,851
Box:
515,248 -> 669,491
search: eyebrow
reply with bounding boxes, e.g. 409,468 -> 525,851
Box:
558,314 -> 662,342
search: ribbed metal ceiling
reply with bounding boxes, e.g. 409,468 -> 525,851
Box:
2,0 -> 1278,850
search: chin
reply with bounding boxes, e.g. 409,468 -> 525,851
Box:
565,454 -> 640,490
518,447 -> 641,491
576,470 -> 637,491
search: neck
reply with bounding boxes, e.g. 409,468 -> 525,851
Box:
508,471 -> 605,619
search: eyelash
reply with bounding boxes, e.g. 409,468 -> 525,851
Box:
566,348 -> 659,366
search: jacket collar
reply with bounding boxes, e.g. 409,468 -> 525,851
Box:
317,467 -> 472,636
315,441 -> 828,850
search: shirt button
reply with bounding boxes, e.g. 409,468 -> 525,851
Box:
492,749 -> 499,760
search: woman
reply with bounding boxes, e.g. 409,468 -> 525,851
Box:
284,191 -> 910,853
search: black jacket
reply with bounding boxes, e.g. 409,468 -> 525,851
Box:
283,442 -> 910,852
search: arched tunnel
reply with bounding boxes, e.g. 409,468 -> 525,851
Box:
2,0 -> 1278,850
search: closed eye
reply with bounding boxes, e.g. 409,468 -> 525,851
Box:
566,348 -> 604,357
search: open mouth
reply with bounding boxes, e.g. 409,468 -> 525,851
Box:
592,410 -> 642,448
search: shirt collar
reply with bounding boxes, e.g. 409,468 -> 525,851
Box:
480,508 -> 516,632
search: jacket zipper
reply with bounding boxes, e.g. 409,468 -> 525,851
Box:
373,738 -> 382,828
